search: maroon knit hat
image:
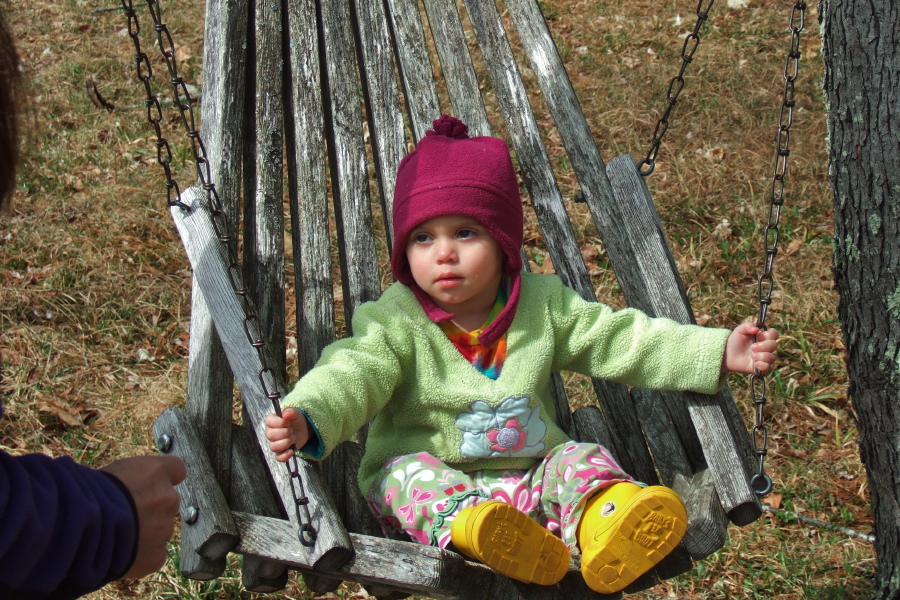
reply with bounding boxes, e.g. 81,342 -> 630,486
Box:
391,115 -> 524,346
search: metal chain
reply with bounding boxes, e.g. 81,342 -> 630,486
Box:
120,0 -> 317,546
749,0 -> 806,497
637,0 -> 716,177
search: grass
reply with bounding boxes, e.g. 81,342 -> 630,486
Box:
0,0 -> 875,598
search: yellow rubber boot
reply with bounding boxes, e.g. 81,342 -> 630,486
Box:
450,500 -> 570,586
576,483 -> 687,594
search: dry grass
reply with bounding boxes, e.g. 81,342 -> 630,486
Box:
0,0 -> 875,598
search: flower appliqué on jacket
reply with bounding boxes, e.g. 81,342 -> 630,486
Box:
456,396 -> 546,459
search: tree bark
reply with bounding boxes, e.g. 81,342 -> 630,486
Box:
821,1 -> 900,597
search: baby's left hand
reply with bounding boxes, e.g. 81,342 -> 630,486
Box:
722,322 -> 780,375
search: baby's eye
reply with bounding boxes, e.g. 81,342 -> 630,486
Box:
413,232 -> 432,243
457,228 -> 477,239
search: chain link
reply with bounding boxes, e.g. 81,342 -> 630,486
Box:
749,0 -> 806,498
637,0 -> 716,176
120,0 -> 317,545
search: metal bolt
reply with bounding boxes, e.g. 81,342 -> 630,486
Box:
183,506 -> 199,525
156,434 -> 173,453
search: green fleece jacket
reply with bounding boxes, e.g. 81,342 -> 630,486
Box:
282,272 -> 730,493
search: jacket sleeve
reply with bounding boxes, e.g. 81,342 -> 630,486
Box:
545,276 -> 730,394
281,298 -> 405,459
0,450 -> 138,600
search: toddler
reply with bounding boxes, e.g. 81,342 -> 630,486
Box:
266,115 -> 779,593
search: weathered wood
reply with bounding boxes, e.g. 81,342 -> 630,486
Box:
419,0 -> 492,136
382,0 -> 441,143
153,407 -> 239,574
229,423 -> 289,591
354,0 -> 406,244
170,186 -> 354,572
603,155 -> 761,525
672,469 -> 728,560
186,0 -> 250,504
631,388 -> 693,483
322,441 -> 384,538
235,512 -> 486,599
283,0 -> 336,375
571,405 -> 659,486
244,0 -> 286,378
234,513 -> 615,600
320,0 -> 382,324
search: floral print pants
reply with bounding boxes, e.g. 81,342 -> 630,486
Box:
364,442 -> 634,550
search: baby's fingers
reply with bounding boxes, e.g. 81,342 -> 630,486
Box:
267,436 -> 297,462
758,328 -> 780,342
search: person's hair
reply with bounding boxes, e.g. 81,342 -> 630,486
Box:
0,4 -> 23,212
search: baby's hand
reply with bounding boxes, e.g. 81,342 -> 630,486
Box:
265,407 -> 310,462
722,322 -> 780,375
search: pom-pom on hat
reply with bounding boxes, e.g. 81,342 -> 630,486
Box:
391,115 -> 524,347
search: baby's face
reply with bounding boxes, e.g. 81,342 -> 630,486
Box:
406,215 -> 505,318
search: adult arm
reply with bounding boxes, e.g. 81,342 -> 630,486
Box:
0,451 -> 184,600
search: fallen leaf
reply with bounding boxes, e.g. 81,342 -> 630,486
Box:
85,76 -> 114,112
764,492 -> 782,509
38,402 -> 82,428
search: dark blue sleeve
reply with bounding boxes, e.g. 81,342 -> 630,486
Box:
0,450 -> 139,600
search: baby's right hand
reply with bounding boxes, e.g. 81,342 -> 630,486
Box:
265,407 -> 309,462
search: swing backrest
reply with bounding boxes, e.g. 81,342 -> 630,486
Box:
150,0 -> 764,597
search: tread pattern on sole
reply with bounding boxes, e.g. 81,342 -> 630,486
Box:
468,502 -> 569,586
581,488 -> 687,594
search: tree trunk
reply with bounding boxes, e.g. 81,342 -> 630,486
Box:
821,1 -> 900,598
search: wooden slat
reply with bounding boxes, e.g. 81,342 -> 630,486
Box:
186,0 -> 250,504
571,405 -> 658,486
230,423 -> 289,591
320,0 -> 382,323
420,0 -> 492,136
354,0 -> 407,245
322,441 -> 384,538
461,0 -> 656,484
170,186 -> 354,572
153,408 -> 239,568
603,155 -> 761,526
244,0 -> 286,378
384,0 -> 442,141
283,0 -> 336,373
235,513 -> 485,599
234,513 -> 614,600
672,469 -> 729,560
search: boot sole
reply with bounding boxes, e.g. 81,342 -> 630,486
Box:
581,487 -> 687,594
458,501 -> 570,586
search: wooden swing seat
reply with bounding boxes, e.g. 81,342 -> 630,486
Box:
150,0 -> 763,598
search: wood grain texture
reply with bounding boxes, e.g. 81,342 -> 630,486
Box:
234,513 -> 617,599
244,0 -> 286,379
153,408 -> 239,565
383,0 -> 441,142
603,155 -> 761,525
672,469 -> 729,560
283,0 -> 336,374
320,0 -> 382,324
354,0 -> 407,245
187,0 -> 250,504
170,187 -> 353,572
420,0 -> 492,136
230,423 -> 289,591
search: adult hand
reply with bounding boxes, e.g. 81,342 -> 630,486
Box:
102,455 -> 186,579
